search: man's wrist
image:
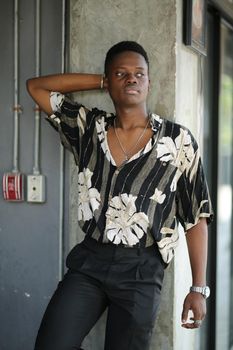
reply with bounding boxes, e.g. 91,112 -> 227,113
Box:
190,285 -> 210,299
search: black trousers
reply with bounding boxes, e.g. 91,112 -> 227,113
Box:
35,237 -> 166,350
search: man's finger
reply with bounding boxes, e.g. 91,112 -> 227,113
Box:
182,317 -> 203,329
181,303 -> 190,323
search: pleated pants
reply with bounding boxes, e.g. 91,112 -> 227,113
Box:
35,236 -> 166,350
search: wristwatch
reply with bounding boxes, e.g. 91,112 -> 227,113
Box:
190,286 -> 210,299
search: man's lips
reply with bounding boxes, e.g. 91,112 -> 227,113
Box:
124,87 -> 139,94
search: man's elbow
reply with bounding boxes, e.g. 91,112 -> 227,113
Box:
26,77 -> 36,95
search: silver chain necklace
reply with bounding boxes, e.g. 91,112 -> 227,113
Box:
113,116 -> 150,161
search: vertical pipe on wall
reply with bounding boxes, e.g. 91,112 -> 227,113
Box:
33,0 -> 41,175
13,0 -> 19,173
58,0 -> 66,280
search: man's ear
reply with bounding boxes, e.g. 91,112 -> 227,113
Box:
148,79 -> 151,92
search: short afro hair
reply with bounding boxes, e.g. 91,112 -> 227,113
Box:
104,41 -> 149,76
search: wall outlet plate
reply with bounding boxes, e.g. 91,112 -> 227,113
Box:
3,173 -> 24,201
27,174 -> 46,203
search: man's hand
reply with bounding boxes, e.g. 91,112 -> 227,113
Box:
181,292 -> 206,329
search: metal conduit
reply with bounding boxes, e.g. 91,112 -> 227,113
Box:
58,0 -> 66,279
13,0 -> 20,173
33,0 -> 41,175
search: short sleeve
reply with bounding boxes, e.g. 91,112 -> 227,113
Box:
176,132 -> 214,231
46,92 -> 89,163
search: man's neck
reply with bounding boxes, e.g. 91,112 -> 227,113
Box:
114,105 -> 149,130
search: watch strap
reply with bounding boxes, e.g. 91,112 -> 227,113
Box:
190,286 -> 210,298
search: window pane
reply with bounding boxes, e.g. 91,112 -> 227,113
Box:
216,21 -> 233,350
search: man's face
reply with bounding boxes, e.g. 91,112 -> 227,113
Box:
105,51 -> 150,109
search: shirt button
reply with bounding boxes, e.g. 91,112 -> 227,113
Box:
115,169 -> 119,175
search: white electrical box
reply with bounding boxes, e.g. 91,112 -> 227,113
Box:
27,175 -> 46,203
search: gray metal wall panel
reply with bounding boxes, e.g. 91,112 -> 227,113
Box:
0,1 -> 64,349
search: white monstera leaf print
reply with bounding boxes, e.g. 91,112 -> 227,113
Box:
150,188 -> 166,204
78,168 -> 101,221
96,118 -> 111,162
157,226 -> 179,264
157,128 -> 195,173
105,193 -> 149,246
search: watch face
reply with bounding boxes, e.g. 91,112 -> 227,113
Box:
203,286 -> 210,298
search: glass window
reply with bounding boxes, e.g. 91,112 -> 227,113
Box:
202,13 -> 233,350
216,21 -> 233,350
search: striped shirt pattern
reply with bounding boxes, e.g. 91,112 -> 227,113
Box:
47,92 -> 213,263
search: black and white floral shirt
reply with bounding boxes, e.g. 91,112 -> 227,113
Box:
47,92 -> 213,264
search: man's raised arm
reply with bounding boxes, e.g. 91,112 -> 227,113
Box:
26,73 -> 103,115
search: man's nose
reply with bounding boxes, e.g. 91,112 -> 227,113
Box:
126,73 -> 137,84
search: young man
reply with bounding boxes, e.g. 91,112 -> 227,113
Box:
27,41 -> 213,350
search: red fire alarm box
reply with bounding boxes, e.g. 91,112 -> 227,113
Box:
3,173 -> 24,201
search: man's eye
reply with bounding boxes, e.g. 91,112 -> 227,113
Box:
136,72 -> 144,77
116,72 -> 124,77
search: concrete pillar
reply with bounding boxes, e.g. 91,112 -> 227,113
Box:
68,0 -> 200,349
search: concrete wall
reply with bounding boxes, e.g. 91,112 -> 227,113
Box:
175,1 -> 204,349
69,0 -> 177,349
68,0 -> 206,349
